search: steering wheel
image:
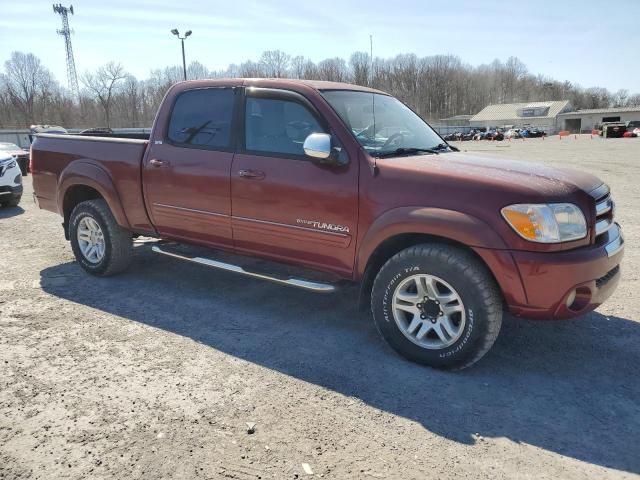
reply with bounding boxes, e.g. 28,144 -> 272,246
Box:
382,132 -> 404,150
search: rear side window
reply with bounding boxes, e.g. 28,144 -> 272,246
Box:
245,97 -> 325,157
167,88 -> 234,149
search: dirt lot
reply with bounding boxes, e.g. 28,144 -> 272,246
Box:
1,135 -> 639,479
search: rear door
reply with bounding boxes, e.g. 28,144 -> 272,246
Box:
230,88 -> 359,276
143,86 -> 238,248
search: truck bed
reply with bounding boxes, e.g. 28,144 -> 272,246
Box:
31,133 -> 153,232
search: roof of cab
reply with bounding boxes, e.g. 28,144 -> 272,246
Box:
174,78 -> 388,95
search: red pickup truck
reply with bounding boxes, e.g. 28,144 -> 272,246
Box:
31,79 -> 624,369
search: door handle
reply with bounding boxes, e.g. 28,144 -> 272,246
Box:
149,159 -> 167,167
238,169 -> 265,179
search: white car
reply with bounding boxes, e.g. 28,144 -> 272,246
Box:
0,153 -> 23,207
504,128 -> 521,139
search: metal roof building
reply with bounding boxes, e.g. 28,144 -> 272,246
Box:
469,100 -> 573,133
558,106 -> 640,133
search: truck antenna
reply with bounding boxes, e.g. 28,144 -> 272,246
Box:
370,34 -> 379,177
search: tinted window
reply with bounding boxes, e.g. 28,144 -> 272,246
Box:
245,97 -> 325,156
168,88 -> 234,148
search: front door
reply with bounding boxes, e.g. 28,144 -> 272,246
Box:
230,88 -> 359,276
143,86 -> 237,248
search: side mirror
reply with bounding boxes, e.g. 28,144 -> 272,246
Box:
303,133 -> 332,160
303,133 -> 349,167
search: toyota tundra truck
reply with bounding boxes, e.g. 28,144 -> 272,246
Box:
30,79 -> 624,369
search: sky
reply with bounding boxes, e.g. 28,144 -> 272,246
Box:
0,0 -> 638,93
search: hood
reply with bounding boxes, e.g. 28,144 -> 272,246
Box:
383,151 -> 603,198
0,149 -> 27,157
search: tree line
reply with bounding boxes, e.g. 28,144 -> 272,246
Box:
1,50 -> 638,129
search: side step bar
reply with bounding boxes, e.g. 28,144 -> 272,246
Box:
152,245 -> 337,293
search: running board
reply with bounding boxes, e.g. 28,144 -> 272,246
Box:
152,245 -> 337,293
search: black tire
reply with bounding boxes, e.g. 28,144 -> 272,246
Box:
371,243 -> 502,370
69,199 -> 132,276
1,195 -> 21,207
18,158 -> 28,176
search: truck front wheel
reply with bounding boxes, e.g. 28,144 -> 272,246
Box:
69,199 -> 133,276
371,244 -> 502,370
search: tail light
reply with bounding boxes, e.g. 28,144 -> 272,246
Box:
29,145 -> 33,173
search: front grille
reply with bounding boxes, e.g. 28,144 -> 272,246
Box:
594,187 -> 615,241
596,265 -> 620,288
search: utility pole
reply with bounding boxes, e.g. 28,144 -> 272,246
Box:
53,4 -> 79,98
370,34 -> 373,87
171,29 -> 192,81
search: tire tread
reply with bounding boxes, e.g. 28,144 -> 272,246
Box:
371,243 -> 502,370
70,199 -> 132,276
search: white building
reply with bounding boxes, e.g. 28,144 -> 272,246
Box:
469,100 -> 573,134
558,106 -> 640,133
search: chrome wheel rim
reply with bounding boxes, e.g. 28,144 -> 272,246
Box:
392,274 -> 466,350
77,216 -> 105,264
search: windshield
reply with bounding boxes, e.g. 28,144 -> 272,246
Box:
321,90 -> 447,157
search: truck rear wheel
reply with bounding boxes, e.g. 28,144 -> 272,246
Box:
371,244 -> 502,370
69,199 -> 132,276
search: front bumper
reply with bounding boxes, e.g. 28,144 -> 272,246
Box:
508,224 -> 624,319
0,184 -> 23,199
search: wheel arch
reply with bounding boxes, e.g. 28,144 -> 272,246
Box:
356,207 -> 511,310
58,161 -> 130,238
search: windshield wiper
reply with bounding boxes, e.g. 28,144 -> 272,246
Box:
431,143 -> 452,151
374,147 -> 439,158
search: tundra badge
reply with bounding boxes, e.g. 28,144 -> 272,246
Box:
296,219 -> 350,233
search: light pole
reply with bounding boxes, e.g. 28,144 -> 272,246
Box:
171,28 -> 192,81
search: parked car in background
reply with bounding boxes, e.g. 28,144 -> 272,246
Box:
484,129 -> 504,141
0,142 -> 29,176
0,152 -> 23,207
626,120 -> 640,132
600,122 -> 627,138
504,128 -> 521,139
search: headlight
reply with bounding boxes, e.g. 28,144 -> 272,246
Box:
1,159 -> 17,169
0,159 -> 17,177
501,203 -> 587,243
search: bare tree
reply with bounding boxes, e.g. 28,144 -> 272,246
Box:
613,89 -> 629,107
290,56 -> 306,79
2,50 -> 637,129
187,61 -> 210,80
260,50 -> 290,78
627,93 -> 640,107
317,58 -> 348,82
349,52 -> 370,86
238,60 -> 264,78
2,51 -> 55,125
82,62 -> 127,127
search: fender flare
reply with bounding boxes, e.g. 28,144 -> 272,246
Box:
57,160 -> 131,229
356,206 -> 508,278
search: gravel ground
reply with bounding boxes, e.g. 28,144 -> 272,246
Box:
1,135 -> 639,479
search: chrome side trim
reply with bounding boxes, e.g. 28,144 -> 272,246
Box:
604,225 -> 624,258
152,245 -> 336,293
595,218 -> 613,236
153,203 -> 229,218
35,133 -> 148,145
233,215 -> 350,238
